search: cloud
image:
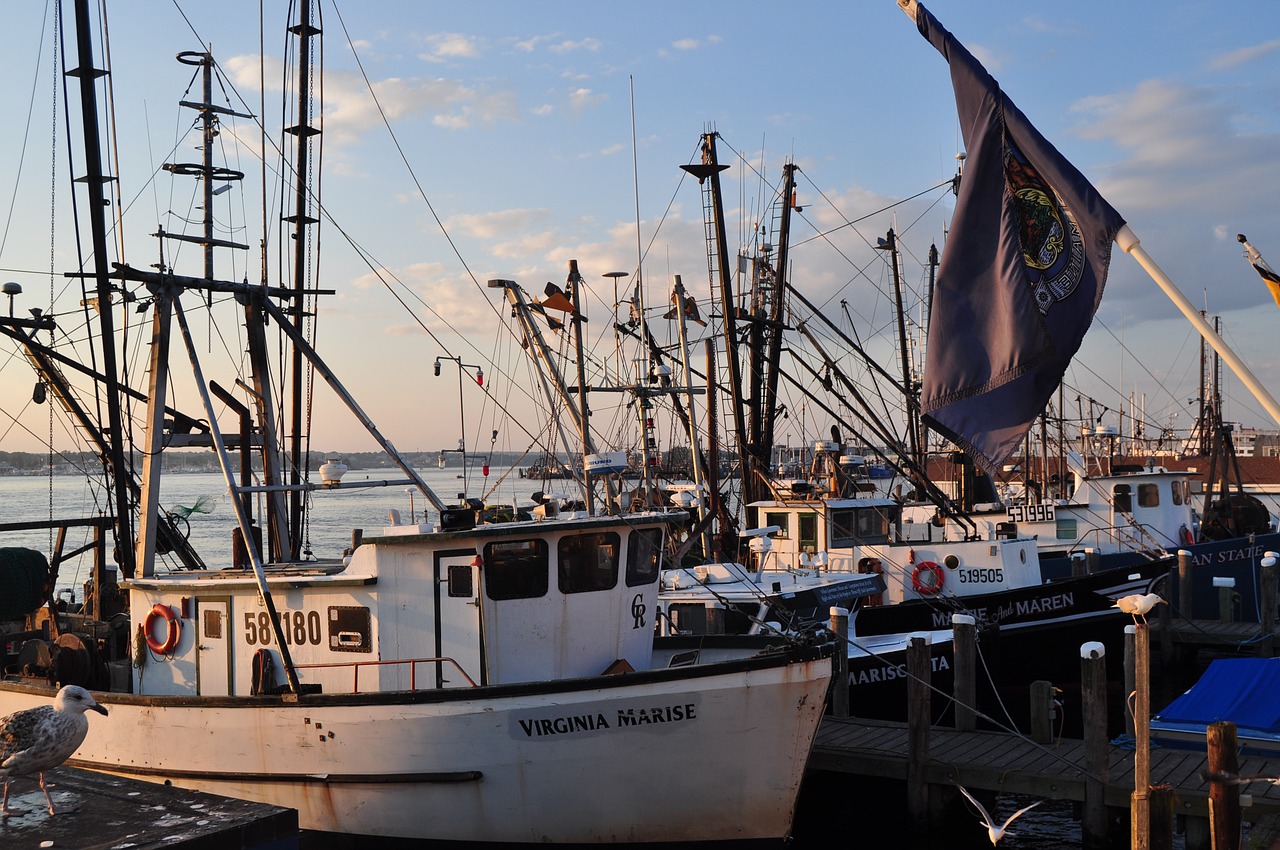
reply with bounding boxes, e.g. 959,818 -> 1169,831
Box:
419,33 -> 482,63
444,208 -> 553,239
223,55 -> 519,142
1206,39 -> 1280,71
568,87 -> 607,112
671,35 -> 721,51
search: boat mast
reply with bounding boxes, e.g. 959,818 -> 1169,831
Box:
69,0 -> 134,577
286,0 -> 321,559
681,134 -> 755,510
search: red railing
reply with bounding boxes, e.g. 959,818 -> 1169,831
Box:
293,657 -> 479,693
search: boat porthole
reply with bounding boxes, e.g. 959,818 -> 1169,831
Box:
1020,548 -> 1027,563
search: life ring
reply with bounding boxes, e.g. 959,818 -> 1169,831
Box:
911,561 -> 944,595
144,603 -> 181,655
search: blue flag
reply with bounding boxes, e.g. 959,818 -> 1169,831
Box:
912,3 -> 1125,473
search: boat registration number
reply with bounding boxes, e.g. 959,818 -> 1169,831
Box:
244,610 -> 324,647
1007,503 -> 1055,523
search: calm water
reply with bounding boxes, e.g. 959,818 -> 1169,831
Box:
0,464 -> 512,597
0,468 -> 1219,849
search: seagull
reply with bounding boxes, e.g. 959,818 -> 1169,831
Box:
1203,769 -> 1280,786
0,685 -> 108,816
1113,593 -> 1166,626
956,783 -> 1042,846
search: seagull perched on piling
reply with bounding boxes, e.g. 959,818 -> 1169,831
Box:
956,783 -> 1042,846
1113,593 -> 1166,626
0,685 -> 108,816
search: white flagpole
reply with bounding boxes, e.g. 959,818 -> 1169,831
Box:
1116,225 -> 1280,428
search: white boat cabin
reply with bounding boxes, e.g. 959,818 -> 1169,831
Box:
124,514 -> 674,697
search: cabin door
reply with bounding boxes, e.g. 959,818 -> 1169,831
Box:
435,550 -> 484,688
195,596 -> 232,696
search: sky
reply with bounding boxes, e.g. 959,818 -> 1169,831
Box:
1,0 -> 1279,463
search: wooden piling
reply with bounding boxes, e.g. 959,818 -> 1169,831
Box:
1179,549 -> 1193,620
1207,721 -> 1242,850
1124,624 -> 1136,739
1081,641 -> 1109,850
1030,680 -> 1056,744
829,606 -> 849,718
1215,577 -> 1237,623
1262,556 -> 1277,656
1150,785 -> 1176,850
953,613 -> 976,732
1132,624 -> 1151,850
906,635 -> 931,828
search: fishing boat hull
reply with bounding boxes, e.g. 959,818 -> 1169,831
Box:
0,643 -> 831,843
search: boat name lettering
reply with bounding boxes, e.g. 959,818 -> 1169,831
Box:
244,610 -> 324,647
1214,544 -> 1266,565
849,655 -> 950,686
957,568 -> 1003,584
1014,592 -> 1073,617
511,699 -> 701,740
1007,503 -> 1055,523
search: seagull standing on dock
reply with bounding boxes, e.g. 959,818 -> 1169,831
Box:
956,783 -> 1042,845
0,685 -> 108,816
1113,593 -> 1166,626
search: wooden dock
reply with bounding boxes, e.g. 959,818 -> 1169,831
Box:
0,767 -> 297,850
810,715 -> 1280,821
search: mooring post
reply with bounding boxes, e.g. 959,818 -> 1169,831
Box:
1261,555 -> 1277,656
1080,641 -> 1108,850
1214,576 -> 1237,623
953,613 -> 976,732
1159,564 -> 1174,668
828,606 -> 849,718
906,635 -> 931,828
1150,785 -> 1176,850
1124,624 -> 1136,739
1207,721 -> 1242,850
1132,625 -> 1151,850
1178,549 -> 1193,620
1030,680 -> 1056,744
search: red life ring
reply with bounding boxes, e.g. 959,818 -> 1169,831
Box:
911,561 -> 944,595
144,603 -> 181,655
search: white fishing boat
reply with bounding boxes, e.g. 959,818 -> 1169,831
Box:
0,2 -> 833,843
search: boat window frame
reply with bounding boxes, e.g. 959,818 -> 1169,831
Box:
625,528 -> 663,587
1138,482 -> 1160,509
482,538 -> 550,600
557,531 -> 621,594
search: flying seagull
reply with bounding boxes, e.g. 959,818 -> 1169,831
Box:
0,685 -> 108,816
1203,769 -> 1280,786
1113,593 -> 1166,626
956,783 -> 1042,846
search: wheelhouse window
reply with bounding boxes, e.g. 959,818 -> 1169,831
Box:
831,506 -> 892,546
558,531 -> 621,594
764,512 -> 789,538
1055,518 -> 1078,541
626,528 -> 663,587
1171,481 -> 1184,506
1138,483 -> 1160,508
483,539 -> 549,600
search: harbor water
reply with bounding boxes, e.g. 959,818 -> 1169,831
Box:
0,468 -> 1223,848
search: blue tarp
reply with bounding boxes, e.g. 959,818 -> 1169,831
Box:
1153,658 -> 1280,738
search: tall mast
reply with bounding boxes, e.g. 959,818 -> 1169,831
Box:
681,133 -> 753,510
285,1 -> 321,559
70,0 -> 134,577
755,163 -> 795,482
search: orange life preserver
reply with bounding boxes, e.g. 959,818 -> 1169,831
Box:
911,561 -> 944,595
144,603 -> 181,655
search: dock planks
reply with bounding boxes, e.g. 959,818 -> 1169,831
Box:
811,715 -> 1280,818
0,766 -> 298,850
